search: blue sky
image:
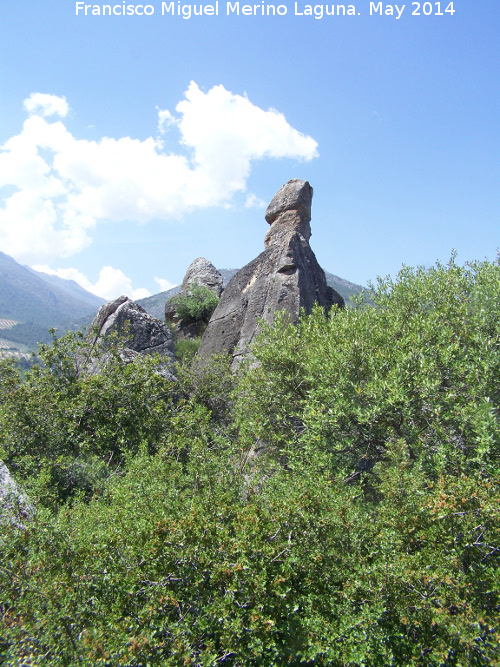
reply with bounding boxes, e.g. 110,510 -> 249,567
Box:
1,0 -> 498,299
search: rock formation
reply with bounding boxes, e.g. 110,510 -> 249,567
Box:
78,296 -> 175,379
181,257 -> 223,297
0,462 -> 33,527
197,179 -> 344,367
165,257 -> 223,339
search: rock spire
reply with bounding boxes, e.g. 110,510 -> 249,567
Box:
197,179 -> 343,367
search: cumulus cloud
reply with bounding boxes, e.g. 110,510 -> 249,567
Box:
245,193 -> 267,209
1,82 -> 318,264
23,93 -> 69,118
155,277 -> 178,292
32,264 -> 152,301
157,108 -> 177,134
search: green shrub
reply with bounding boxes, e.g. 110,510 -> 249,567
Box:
2,442 -> 498,666
168,282 -> 219,322
1,255 -> 499,665
0,330 -> 176,506
174,336 -> 201,364
236,255 -> 500,479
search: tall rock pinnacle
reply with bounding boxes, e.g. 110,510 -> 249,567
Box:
197,179 -> 344,368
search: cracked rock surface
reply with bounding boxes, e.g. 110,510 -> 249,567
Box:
197,179 -> 343,368
77,296 -> 175,379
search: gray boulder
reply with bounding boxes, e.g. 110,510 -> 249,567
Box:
197,179 -> 343,368
0,462 -> 33,528
181,257 -> 223,297
78,296 -> 175,379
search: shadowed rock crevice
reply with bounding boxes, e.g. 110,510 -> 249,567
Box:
198,179 -> 344,368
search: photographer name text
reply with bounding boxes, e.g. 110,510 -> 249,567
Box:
75,1 -> 456,19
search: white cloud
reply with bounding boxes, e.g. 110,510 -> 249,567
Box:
129,287 -> 151,300
245,193 -> 266,209
32,264 -> 152,301
23,93 -> 69,118
157,108 -> 177,134
155,277 -> 178,292
1,83 -> 318,264
174,83 -> 318,206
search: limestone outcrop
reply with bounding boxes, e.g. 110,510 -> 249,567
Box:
197,179 -> 343,367
77,296 -> 175,379
165,257 -> 222,339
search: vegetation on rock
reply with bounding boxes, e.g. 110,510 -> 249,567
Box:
168,282 -> 220,323
1,255 -> 499,665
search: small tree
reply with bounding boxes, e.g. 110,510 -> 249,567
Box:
168,282 -> 219,323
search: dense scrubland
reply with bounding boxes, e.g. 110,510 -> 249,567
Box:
1,255 -> 499,666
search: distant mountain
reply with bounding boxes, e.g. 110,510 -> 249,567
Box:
324,272 -> 371,304
0,252 -> 105,351
137,286 -> 181,321
0,252 -> 105,326
27,266 -> 105,310
218,269 -> 240,287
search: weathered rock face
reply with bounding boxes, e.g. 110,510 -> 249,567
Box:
165,257 -> 222,339
181,257 -> 223,297
198,179 -> 344,367
0,462 -> 33,527
78,296 -> 175,379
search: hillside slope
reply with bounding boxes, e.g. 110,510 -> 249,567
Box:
27,267 -> 105,310
0,252 -> 105,326
0,252 -> 105,351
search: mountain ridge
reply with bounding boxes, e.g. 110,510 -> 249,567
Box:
0,252 -> 105,353
0,252 -> 105,326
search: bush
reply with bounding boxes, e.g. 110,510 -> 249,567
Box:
0,330 -> 177,506
168,282 -> 219,323
1,255 -> 499,665
2,443 -> 498,665
236,255 -> 500,479
174,336 -> 201,364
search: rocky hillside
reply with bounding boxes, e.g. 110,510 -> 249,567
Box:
0,252 -> 105,355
